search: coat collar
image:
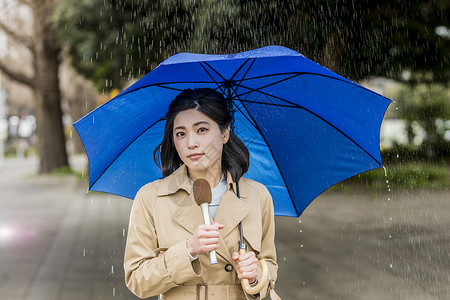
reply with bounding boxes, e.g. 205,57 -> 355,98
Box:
156,164 -> 247,199
157,164 -> 249,263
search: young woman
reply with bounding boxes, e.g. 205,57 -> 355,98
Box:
124,88 -> 278,300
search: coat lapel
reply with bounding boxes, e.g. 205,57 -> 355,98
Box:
214,190 -> 249,239
214,192 -> 248,264
159,165 -> 252,264
158,165 -> 204,235
213,177 -> 249,264
172,193 -> 204,235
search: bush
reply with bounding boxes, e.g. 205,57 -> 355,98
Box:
341,162 -> 450,190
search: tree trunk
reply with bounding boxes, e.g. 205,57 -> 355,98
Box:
32,0 -> 69,173
111,0 -> 124,90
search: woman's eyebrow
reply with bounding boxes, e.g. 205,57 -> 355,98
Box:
173,125 -> 185,131
174,121 -> 210,131
193,121 -> 210,127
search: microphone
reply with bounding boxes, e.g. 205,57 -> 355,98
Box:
193,178 -> 217,264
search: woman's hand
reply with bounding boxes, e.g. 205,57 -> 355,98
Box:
186,222 -> 224,256
232,251 -> 258,283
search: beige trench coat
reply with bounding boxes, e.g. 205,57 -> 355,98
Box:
124,165 -> 279,300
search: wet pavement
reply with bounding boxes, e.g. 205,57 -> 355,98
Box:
0,155 -> 449,299
0,156 -> 137,299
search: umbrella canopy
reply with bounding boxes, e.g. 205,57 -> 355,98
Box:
74,46 -> 392,217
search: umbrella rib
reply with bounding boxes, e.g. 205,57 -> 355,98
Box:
236,74 -> 300,98
154,84 -> 185,92
236,85 -> 383,166
201,61 -> 227,82
234,81 -> 300,108
233,102 -> 258,128
89,116 -> 166,190
229,58 -> 252,82
198,62 -> 227,95
229,58 -> 256,102
236,97 -> 300,217
237,72 -> 391,102
200,59 -> 254,101
238,99 -> 297,108
111,71 -> 390,104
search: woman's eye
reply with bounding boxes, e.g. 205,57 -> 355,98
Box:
198,127 -> 208,133
175,132 -> 185,138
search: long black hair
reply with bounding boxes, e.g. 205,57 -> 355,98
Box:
153,88 -> 249,182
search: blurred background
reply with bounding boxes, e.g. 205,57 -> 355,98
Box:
0,0 -> 449,299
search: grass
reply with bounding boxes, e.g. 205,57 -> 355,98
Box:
50,166 -> 84,180
337,162 -> 450,191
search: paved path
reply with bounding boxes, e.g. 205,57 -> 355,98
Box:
1,156 -> 449,299
0,156 -> 139,300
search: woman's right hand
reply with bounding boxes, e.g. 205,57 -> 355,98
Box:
186,222 -> 224,256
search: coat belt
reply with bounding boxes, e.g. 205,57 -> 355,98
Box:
160,283 -> 247,300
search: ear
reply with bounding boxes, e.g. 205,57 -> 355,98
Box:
223,127 -> 230,144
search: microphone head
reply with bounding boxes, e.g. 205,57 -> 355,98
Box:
193,178 -> 212,206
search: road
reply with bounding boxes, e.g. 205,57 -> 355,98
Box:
0,155 -> 449,299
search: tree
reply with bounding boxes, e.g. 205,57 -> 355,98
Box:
392,83 -> 450,158
56,0 -> 450,90
288,0 -> 450,83
0,0 -> 69,173
54,0 -> 193,92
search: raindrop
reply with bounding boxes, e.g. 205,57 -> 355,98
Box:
299,230 -> 302,233
300,244 -> 303,248
396,154 -> 399,158
108,197 -> 111,205
382,166 -> 387,177
81,170 -> 84,178
91,197 -> 94,205
283,257 -> 286,261
298,219 -> 302,223
123,228 -> 126,237
111,265 -> 114,274
83,248 -> 86,257
113,287 -> 116,296
69,130 -> 73,139
390,264 -> 393,268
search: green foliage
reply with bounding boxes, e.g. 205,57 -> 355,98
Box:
387,83 -> 450,158
53,0 -> 192,91
51,166 -> 84,179
54,0 -> 450,93
342,163 -> 450,190
382,142 -> 450,163
393,83 -> 450,122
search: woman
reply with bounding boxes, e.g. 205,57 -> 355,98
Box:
124,88 -> 279,299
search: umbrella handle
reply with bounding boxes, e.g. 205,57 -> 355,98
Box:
239,248 -> 269,295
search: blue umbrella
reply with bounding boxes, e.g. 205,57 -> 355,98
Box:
74,45 -> 392,218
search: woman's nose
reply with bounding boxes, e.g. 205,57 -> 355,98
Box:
187,134 -> 198,149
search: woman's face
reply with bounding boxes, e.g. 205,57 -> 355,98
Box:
173,109 -> 229,177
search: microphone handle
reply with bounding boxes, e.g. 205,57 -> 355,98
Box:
200,203 -> 217,264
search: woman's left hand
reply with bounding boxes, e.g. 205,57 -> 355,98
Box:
232,251 -> 258,283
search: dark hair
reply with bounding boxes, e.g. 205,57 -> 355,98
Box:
153,88 -> 249,182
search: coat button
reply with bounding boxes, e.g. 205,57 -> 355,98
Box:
224,264 -> 233,272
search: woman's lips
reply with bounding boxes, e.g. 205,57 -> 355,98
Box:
188,153 -> 203,160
